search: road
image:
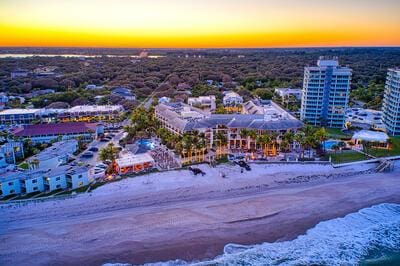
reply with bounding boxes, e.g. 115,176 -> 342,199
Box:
79,129 -> 126,166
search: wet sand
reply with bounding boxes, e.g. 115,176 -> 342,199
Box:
1,163 -> 400,265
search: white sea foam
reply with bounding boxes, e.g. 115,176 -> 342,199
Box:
138,203 -> 400,266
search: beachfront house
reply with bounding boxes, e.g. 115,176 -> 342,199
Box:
43,167 -> 68,192
24,172 -> 45,194
114,151 -> 155,175
66,166 -> 91,189
0,172 -> 23,197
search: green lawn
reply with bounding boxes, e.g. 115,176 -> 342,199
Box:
368,136 -> 400,158
326,128 -> 351,139
18,162 -> 29,170
328,151 -> 369,164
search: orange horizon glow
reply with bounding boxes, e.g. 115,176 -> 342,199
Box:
1,0 -> 399,49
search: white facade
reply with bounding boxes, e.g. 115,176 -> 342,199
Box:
188,95 -> 216,111
300,57 -> 352,128
382,68 -> 400,136
223,92 -> 243,106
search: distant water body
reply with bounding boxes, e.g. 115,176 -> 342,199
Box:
0,54 -> 164,59
105,203 -> 400,266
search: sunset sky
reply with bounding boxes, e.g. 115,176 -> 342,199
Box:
0,0 -> 399,48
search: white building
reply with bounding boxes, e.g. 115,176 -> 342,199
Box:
188,95 -> 216,111
28,140 -> 78,170
0,172 -> 22,197
352,130 -> 390,149
382,68 -> 400,136
223,92 -> 243,106
300,57 -> 352,128
114,151 -> 155,175
275,88 -> 302,101
0,108 -> 42,125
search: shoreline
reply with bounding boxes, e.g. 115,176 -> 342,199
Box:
1,162 -> 400,265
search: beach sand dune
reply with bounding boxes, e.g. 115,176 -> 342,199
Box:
1,162 -> 400,265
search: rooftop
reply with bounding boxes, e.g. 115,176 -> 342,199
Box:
29,139 -> 78,162
352,130 -> 389,142
0,109 -> 42,116
66,105 -> 123,113
115,151 -> 154,168
12,122 -> 98,137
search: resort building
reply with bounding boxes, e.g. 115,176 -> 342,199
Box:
155,103 -> 208,135
12,122 -> 102,143
300,57 -> 352,128
114,151 -> 155,175
28,140 -> 78,170
382,68 -> 400,136
155,101 -> 303,160
0,108 -> 42,125
187,95 -> 216,111
58,105 -> 124,122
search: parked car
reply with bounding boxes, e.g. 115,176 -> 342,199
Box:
81,151 -> 94,158
100,138 -> 110,142
89,147 -> 99,152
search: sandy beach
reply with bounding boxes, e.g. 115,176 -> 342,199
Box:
1,161 -> 400,265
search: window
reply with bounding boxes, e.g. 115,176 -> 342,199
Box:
78,175 -> 83,179
56,177 -> 60,181
10,189 -> 15,194
32,179 -> 37,184
56,184 -> 61,189
33,187 -> 38,191
8,181 -> 13,186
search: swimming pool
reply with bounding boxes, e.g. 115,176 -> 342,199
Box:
323,139 -> 344,150
135,139 -> 156,153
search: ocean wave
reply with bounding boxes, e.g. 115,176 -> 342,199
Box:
139,203 -> 400,266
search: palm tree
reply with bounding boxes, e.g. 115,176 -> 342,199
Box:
215,131 -> 227,158
314,127 -> 328,153
239,128 -> 249,150
247,130 -> 257,151
256,134 -> 272,156
283,131 -> 295,152
294,132 -> 306,158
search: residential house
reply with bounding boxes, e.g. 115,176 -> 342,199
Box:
188,95 -> 216,112
112,87 -> 136,101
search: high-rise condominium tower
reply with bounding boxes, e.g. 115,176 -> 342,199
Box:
300,57 -> 352,128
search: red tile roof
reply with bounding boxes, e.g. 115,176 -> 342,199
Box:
13,122 -> 98,137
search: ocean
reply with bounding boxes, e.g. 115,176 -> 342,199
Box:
132,203 -> 400,266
